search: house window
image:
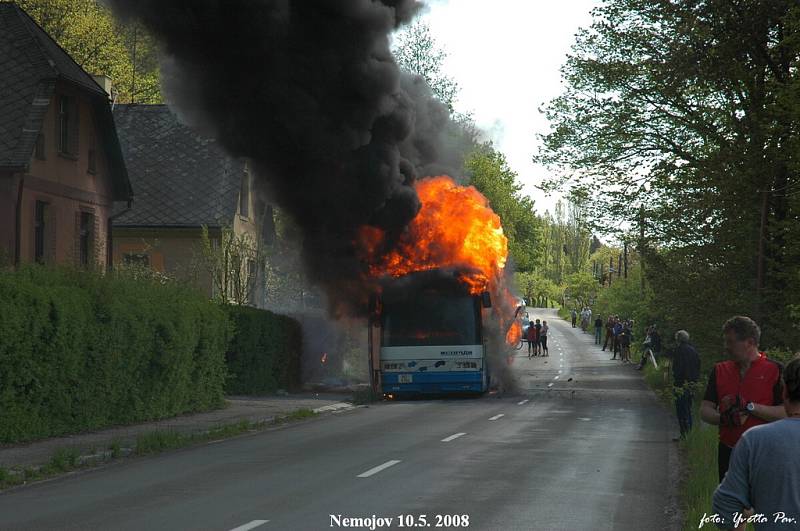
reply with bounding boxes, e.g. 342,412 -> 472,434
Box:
79,212 -> 94,266
123,253 -> 150,267
58,96 -> 70,154
239,171 -> 250,218
34,201 -> 47,263
87,133 -> 96,173
35,133 -> 45,160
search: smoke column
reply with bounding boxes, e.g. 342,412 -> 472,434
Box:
108,0 -> 467,314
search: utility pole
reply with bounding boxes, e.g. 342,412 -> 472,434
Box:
639,205 -> 646,296
623,241 -> 628,279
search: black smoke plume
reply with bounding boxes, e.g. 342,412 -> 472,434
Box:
108,0 -> 467,315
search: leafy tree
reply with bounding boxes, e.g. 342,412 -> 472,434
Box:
14,0 -> 162,103
200,225 -> 265,307
465,144 -> 542,273
514,271 -> 560,308
536,0 -> 800,348
392,20 -> 459,113
562,271 -> 600,310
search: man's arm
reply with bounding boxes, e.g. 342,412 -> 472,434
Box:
750,403 -> 786,422
700,368 -> 720,424
701,400 -> 721,425
712,436 -> 753,530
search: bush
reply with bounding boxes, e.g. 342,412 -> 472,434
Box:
0,266 -> 229,443
224,305 -> 302,395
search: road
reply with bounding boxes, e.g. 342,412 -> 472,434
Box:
0,309 -> 680,531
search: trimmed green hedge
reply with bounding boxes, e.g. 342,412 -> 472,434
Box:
0,266 -> 229,443
224,306 -> 302,395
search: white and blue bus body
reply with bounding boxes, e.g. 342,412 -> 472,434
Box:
372,278 -> 492,396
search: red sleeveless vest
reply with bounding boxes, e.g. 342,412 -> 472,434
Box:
714,352 -> 782,447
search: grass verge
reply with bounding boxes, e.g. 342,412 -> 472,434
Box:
0,408 -> 320,491
633,352 -> 740,530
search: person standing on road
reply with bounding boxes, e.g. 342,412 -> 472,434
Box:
603,315 -> 615,351
540,321 -> 549,356
534,319 -> 543,356
700,316 -> 786,483
619,321 -> 633,363
594,316 -> 603,345
526,319 -> 538,359
668,330 -> 700,439
571,309 -> 577,328
611,318 -> 623,360
711,354 -> 800,531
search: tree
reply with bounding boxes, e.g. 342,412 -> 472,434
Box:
514,271 -> 560,308
200,226 -> 265,307
392,20 -> 459,113
536,0 -> 800,348
15,0 -> 162,103
465,144 -> 542,273
563,271 -> 600,310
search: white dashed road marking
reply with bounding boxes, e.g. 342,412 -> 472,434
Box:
358,460 -> 401,478
441,433 -> 466,442
517,399 -> 529,405
489,414 -> 505,421
548,383 -> 554,388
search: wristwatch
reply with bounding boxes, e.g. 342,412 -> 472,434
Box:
746,402 -> 755,413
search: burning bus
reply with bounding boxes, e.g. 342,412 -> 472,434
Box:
359,176 -> 522,396
369,271 -> 493,396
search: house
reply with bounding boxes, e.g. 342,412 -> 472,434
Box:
0,3 -> 132,267
111,104 -> 275,305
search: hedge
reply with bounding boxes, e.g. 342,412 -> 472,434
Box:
224,305 -> 302,395
0,266 -> 230,443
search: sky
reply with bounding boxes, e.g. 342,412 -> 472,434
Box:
414,0 -> 599,215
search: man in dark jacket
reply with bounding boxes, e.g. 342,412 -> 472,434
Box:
672,330 -> 701,439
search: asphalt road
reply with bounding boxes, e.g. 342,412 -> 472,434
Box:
0,309 -> 680,531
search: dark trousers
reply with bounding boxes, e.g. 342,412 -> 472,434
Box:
718,442 -> 733,483
571,317 -> 576,328
675,389 -> 693,437
602,331 -> 612,350
594,327 -> 602,344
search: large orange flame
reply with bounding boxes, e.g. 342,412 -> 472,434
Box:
359,176 -> 521,348
359,176 -> 507,294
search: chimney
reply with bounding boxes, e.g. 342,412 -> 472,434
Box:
91,74 -> 113,99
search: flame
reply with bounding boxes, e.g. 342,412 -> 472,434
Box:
359,175 -> 521,349
359,176 -> 507,294
506,320 -> 522,345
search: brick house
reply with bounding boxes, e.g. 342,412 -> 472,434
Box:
111,104 -> 275,305
0,3 -> 131,268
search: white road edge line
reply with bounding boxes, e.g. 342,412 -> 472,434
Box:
441,432 -> 466,442
358,460 -> 401,478
517,399 -> 529,405
488,414 -> 505,421
229,520 -> 269,531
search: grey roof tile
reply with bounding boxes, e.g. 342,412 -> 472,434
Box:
112,104 -> 242,228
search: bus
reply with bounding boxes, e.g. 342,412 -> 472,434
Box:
369,273 -> 493,396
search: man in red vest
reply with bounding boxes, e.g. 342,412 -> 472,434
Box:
700,316 -> 786,482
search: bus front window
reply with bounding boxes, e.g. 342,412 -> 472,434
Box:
381,294 -> 480,347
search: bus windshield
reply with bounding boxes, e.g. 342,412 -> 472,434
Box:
381,293 -> 481,347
